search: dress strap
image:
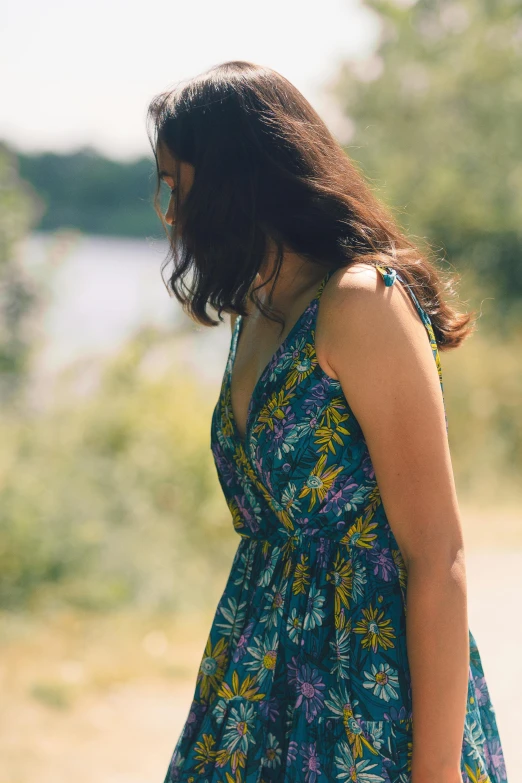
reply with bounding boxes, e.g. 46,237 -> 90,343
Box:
375,265 -> 447,429
316,268 -> 335,300
375,265 -> 431,327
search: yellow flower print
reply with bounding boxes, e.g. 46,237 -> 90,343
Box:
293,553 -> 311,595
298,453 -> 345,511
281,536 -> 301,578
233,447 -> 273,508
228,498 -> 245,534
321,395 -> 350,423
281,533 -> 299,559
270,496 -> 296,533
271,482 -> 302,532
308,397 -> 351,453
193,733 -> 217,773
392,548 -> 408,591
215,746 -> 245,775
197,635 -> 229,702
314,412 -> 350,455
327,551 -> 353,623
218,670 -> 266,702
340,515 -> 379,549
341,701 -> 380,759
219,385 -> 235,439
285,343 -> 318,389
426,322 -> 443,387
251,388 -> 295,435
406,737 -> 413,773
363,485 -> 382,518
354,603 -> 396,652
464,762 -> 492,783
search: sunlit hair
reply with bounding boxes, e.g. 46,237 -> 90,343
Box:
146,60 -> 475,349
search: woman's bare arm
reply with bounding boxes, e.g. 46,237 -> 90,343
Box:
318,263 -> 468,783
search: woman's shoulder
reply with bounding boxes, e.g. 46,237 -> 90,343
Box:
319,262 -> 392,335
317,260 -> 434,377
321,261 -> 424,333
326,260 -> 383,290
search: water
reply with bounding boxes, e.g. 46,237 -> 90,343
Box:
17,232 -> 231,383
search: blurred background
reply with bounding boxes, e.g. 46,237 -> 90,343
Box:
1,0 -> 521,780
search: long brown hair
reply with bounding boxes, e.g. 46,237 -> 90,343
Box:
147,60 -> 474,350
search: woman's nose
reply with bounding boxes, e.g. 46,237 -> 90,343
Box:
164,207 -> 176,226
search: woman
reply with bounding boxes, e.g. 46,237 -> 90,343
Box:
147,61 -> 508,783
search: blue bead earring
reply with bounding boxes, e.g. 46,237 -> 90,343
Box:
376,265 -> 397,287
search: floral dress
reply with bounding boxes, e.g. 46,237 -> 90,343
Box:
163,265 -> 508,783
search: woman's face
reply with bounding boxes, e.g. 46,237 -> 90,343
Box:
157,142 -> 195,226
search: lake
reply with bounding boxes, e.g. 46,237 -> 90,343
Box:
18,231 -> 232,383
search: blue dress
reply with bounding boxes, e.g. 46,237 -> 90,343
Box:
164,265 -> 508,783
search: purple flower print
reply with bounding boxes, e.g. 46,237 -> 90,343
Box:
308,415 -> 319,431
335,518 -> 348,534
294,516 -> 321,538
300,399 -> 326,435
286,740 -> 298,764
168,758 -> 182,782
317,537 -> 331,568
367,544 -> 396,582
321,475 -> 358,515
259,697 -> 280,723
212,443 -> 237,487
304,377 -> 331,408
381,704 -> 412,722
483,737 -> 507,780
236,495 -> 260,534
266,407 -> 297,452
288,657 -> 326,723
232,620 -> 255,663
375,756 -> 394,783
182,699 -> 208,741
252,445 -> 276,495
473,674 -> 491,708
300,742 -> 322,783
361,452 -> 375,481
182,708 -> 198,741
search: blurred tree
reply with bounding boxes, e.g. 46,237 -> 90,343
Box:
330,0 -> 522,323
0,142 -> 45,406
15,146 -> 162,238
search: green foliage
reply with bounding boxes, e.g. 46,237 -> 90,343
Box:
0,142 -> 46,404
30,681 -> 73,710
15,145 -> 166,238
443,325 -> 522,503
331,0 -> 522,317
0,326 -> 235,612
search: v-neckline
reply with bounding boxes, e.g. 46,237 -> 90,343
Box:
227,269 -> 332,447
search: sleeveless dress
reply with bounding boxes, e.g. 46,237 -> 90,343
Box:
164,265 -> 508,783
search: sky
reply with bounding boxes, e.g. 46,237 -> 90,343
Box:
2,0 -> 380,161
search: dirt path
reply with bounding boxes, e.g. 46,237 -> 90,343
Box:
464,551 -> 521,782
